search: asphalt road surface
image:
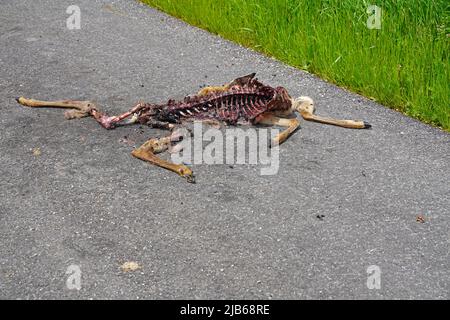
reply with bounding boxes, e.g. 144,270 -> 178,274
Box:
0,0 -> 448,299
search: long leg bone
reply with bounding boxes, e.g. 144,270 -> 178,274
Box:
131,135 -> 195,183
16,96 -> 147,129
255,113 -> 300,146
16,97 -> 96,118
292,96 -> 371,129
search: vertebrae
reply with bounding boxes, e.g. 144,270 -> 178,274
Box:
136,74 -> 293,126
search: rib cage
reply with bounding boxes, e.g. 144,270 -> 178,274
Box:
137,73 -> 292,125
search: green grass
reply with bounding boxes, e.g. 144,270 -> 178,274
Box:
143,0 -> 449,131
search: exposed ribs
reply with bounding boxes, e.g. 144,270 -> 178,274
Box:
136,73 -> 292,126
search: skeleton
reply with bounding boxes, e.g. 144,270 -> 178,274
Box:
16,73 -> 370,183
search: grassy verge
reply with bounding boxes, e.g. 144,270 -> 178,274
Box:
142,0 -> 449,131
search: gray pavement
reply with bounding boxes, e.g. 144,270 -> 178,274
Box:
0,0 -> 448,299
